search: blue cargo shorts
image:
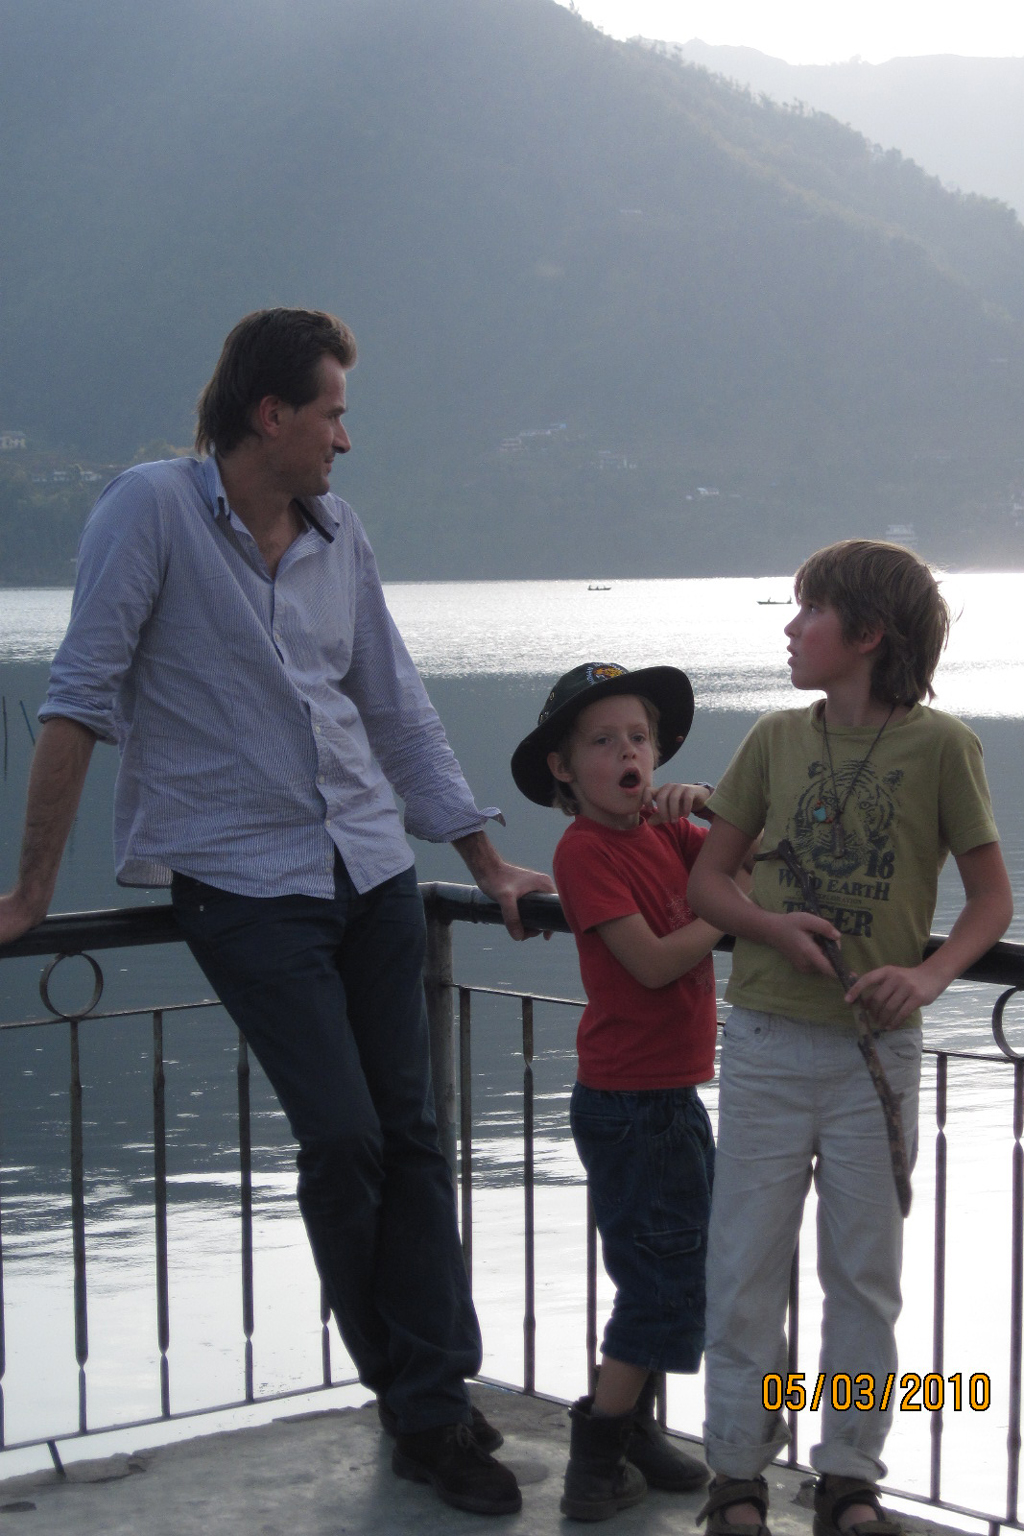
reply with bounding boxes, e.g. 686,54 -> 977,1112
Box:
570,1081 -> 715,1374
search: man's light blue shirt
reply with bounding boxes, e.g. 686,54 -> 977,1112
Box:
43,455 -> 499,897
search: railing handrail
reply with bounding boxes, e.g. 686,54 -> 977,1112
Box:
4,887 -> 1024,990
0,903 -> 182,959
3,882 -> 1024,1529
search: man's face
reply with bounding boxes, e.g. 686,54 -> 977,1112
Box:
270,356 -> 351,498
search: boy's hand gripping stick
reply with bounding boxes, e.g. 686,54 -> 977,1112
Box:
755,838 -> 913,1217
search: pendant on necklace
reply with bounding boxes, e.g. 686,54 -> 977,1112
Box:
812,802 -> 830,824
831,821 -> 847,857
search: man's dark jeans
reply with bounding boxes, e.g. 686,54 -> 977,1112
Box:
171,859 -> 481,1434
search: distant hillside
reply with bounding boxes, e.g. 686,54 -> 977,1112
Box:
1,0 -> 1023,580
670,41 -> 1024,218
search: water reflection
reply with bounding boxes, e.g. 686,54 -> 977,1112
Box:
384,573 -> 1024,719
7,574 -> 1024,713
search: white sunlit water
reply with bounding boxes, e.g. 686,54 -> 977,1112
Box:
3,572 -> 1023,716
0,586 -> 74,663
2,578 -> 1024,1517
387,572 -> 1024,718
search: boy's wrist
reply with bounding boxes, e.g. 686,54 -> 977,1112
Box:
915,946 -> 964,1001
759,909 -> 796,947
694,783 -> 715,822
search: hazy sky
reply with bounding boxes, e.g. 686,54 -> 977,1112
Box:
560,1 -> 1024,65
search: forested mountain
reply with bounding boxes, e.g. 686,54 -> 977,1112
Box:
1,0 -> 1023,579
671,42 -> 1024,219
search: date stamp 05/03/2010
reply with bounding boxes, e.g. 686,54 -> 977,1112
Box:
762,1373 -> 992,1414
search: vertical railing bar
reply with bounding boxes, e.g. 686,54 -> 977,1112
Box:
319,1282 -> 332,1387
423,906 -> 457,1181
931,1053 -> 948,1502
459,988 -> 473,1285
152,1009 -> 171,1419
237,1030 -> 254,1404
586,1187 -> 598,1396
1007,1061 -> 1023,1524
786,1238 -> 800,1465
522,995 -> 535,1394
0,1101 -> 5,1450
69,1019 -> 89,1433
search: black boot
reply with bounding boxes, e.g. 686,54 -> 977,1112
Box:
392,1422 -> 522,1516
560,1395 -> 647,1521
626,1373 -> 708,1492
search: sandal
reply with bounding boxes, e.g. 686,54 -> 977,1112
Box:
813,1475 -> 902,1536
696,1474 -> 771,1536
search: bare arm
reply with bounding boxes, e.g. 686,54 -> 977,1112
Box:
452,829 -> 556,941
0,717 -> 97,943
596,909 -> 723,989
688,815 -> 838,980
847,840 -> 1013,1030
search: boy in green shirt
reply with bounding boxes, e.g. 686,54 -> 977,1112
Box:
688,540 -> 1012,1536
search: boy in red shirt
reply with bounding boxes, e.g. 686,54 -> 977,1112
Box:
512,661 -> 734,1521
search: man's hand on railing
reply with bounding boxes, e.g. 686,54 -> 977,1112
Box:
451,831 -> 556,941
0,888 -> 47,948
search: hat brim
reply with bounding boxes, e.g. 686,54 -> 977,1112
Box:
510,665 -> 695,806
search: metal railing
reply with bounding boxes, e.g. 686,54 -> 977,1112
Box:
0,910 -> 350,1474
2,887 -> 1024,1533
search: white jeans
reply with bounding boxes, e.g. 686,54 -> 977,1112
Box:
703,1007 -> 922,1481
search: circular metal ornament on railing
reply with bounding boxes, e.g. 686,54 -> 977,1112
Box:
39,951 -> 104,1022
992,985 -> 1024,1060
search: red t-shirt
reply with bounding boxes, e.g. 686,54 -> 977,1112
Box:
552,814 -> 717,1091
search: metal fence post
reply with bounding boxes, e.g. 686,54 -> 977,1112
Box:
423,898 -> 458,1181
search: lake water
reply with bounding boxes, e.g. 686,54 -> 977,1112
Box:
1,575 -> 1023,1513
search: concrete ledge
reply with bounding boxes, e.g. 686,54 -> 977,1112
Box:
0,1385 -> 976,1536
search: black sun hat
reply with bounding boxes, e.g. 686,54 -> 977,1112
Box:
510,662 -> 695,807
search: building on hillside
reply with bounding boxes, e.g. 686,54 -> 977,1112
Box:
0,430 -> 27,450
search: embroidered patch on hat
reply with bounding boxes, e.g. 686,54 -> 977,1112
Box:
538,661 -> 631,725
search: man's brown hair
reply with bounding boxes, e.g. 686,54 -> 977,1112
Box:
794,539 -> 951,706
195,308 -> 357,455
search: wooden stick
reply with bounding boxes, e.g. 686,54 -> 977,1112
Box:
755,838 -> 913,1216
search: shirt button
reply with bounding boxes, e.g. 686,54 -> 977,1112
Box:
325,817 -> 332,827
317,776 -> 325,785
314,725 -> 322,735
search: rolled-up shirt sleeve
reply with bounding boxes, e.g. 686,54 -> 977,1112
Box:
41,470 -> 166,743
344,522 -> 502,842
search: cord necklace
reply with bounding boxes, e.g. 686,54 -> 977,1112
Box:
814,703 -> 896,858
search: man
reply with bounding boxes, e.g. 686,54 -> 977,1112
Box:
0,309 -> 555,1516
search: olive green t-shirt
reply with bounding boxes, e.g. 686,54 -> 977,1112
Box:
707,703 -> 999,1029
